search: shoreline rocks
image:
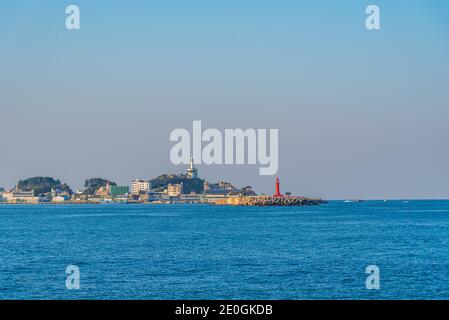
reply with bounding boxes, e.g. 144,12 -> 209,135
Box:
212,196 -> 326,206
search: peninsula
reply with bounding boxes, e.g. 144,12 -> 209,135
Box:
0,159 -> 324,206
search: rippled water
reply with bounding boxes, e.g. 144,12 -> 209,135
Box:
1,201 -> 449,299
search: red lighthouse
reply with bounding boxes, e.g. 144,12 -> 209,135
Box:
273,177 -> 282,197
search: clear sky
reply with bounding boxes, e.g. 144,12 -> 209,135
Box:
1,0 -> 448,199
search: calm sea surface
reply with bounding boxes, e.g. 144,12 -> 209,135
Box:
1,201 -> 449,299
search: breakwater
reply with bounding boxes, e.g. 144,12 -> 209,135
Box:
212,196 -> 325,206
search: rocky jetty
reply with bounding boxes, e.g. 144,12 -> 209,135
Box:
239,196 -> 325,206
212,196 -> 326,206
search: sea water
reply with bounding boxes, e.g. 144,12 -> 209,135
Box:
1,201 -> 448,299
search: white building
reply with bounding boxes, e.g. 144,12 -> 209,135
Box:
1,189 -> 39,204
167,183 -> 183,197
52,196 -> 67,203
131,179 -> 151,195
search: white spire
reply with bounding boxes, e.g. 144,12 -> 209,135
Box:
187,157 -> 198,179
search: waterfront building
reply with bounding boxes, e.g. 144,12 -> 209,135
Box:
137,191 -> 164,202
86,197 -> 104,203
72,193 -> 88,201
50,188 -> 71,201
131,179 -> 150,195
145,191 -> 164,202
203,189 -> 232,196
167,183 -> 183,197
200,193 -> 229,204
39,195 -> 51,203
179,194 -> 201,203
1,189 -> 39,204
13,190 -> 35,197
114,195 -> 128,203
95,183 -> 111,197
1,190 -> 13,202
204,181 -> 236,192
203,180 -> 238,196
220,182 -> 234,190
110,185 -> 129,197
187,157 -> 198,179
52,195 -> 68,203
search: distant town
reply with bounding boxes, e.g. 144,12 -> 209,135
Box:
0,159 -> 323,206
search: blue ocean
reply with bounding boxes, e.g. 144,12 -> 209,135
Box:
1,201 -> 448,300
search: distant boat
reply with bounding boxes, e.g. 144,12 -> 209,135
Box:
344,200 -> 364,203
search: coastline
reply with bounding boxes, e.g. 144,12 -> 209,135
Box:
0,196 -> 325,206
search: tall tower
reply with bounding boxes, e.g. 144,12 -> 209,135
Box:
187,157 -> 198,179
273,176 -> 282,197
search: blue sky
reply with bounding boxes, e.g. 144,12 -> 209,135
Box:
1,0 -> 449,198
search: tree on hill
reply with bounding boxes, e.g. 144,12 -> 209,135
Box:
17,177 -> 73,196
149,174 -> 204,194
84,178 -> 116,195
